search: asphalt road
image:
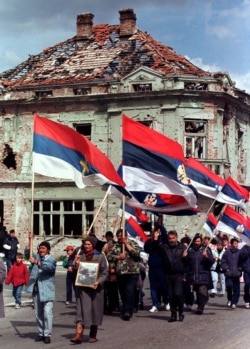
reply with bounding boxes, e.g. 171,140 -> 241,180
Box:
1,267 -> 250,349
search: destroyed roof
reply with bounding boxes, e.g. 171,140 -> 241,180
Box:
0,23 -> 211,89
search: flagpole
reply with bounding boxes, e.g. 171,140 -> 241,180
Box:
121,194 -> 126,253
86,185 -> 112,235
186,197 -> 221,251
30,153 -> 35,258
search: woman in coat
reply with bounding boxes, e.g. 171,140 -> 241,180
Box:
70,235 -> 108,344
0,256 -> 6,318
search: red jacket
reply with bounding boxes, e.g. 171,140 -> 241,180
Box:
5,261 -> 29,287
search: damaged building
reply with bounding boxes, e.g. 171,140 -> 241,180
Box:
0,8 -> 250,256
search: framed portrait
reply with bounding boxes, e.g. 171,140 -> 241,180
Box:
75,261 -> 100,288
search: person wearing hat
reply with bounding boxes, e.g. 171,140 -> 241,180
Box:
62,245 -> 75,305
26,240 -> 57,344
70,234 -> 108,344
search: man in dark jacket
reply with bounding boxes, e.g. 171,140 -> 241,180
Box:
239,244 -> 250,308
144,226 -> 169,313
153,229 -> 186,322
3,229 -> 20,273
221,238 -> 242,309
184,234 -> 214,315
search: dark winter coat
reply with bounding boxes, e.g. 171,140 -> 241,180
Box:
221,248 -> 241,278
155,241 -> 187,275
239,245 -> 250,274
186,245 -> 214,285
3,236 -> 19,260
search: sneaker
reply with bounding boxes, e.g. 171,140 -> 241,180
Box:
231,304 -> 236,309
149,306 -> 158,313
165,303 -> 170,311
246,303 -> 250,309
227,301 -> 231,307
15,304 -> 20,309
186,305 -> 192,311
65,301 -> 70,305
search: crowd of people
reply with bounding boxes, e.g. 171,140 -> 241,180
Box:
0,224 -> 250,345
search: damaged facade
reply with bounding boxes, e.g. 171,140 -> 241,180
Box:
0,8 -> 250,257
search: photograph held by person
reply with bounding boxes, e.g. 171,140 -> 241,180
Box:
0,256 -> 6,319
26,241 -> 57,344
107,229 -> 141,321
70,235 -> 108,344
153,229 -> 186,322
5,252 -> 29,309
3,229 -> 20,273
184,234 -> 214,315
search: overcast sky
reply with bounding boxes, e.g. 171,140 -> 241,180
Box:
1,0 -> 250,93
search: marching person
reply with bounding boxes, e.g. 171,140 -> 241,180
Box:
70,235 -> 108,344
5,252 -> 29,309
62,245 -> 75,305
153,229 -> 186,322
221,238 -> 242,309
107,229 -> 141,321
26,241 -> 57,344
184,234 -> 214,315
3,229 -> 20,273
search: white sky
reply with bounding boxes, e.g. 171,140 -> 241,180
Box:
0,0 -> 250,93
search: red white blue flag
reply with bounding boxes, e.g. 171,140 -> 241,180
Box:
203,213 -> 218,236
215,176 -> 249,209
33,114 -> 126,190
186,157 -> 225,199
122,115 -> 197,213
216,205 -> 250,240
125,216 -> 149,243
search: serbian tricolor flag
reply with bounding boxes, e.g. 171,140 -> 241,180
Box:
119,204 -> 149,223
125,216 -> 149,243
186,157 -> 225,199
122,115 -> 197,212
216,205 -> 250,239
203,213 -> 218,236
215,177 -> 249,209
33,114 -> 126,191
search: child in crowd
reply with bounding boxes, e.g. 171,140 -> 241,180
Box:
5,252 -> 30,309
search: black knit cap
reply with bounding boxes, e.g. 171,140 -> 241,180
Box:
83,235 -> 97,248
39,241 -> 51,250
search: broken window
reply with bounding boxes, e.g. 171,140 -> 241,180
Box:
2,144 -> 17,169
35,90 -> 53,98
184,121 -> 206,159
73,88 -> 90,95
74,123 -> 92,140
33,200 -> 94,236
132,83 -> 152,92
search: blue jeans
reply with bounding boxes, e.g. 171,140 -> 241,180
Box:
148,267 -> 169,308
117,274 -> 138,316
226,277 -> 240,305
33,294 -> 54,337
13,285 -> 23,305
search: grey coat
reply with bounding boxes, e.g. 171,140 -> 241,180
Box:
75,251 -> 108,326
0,257 -> 6,318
